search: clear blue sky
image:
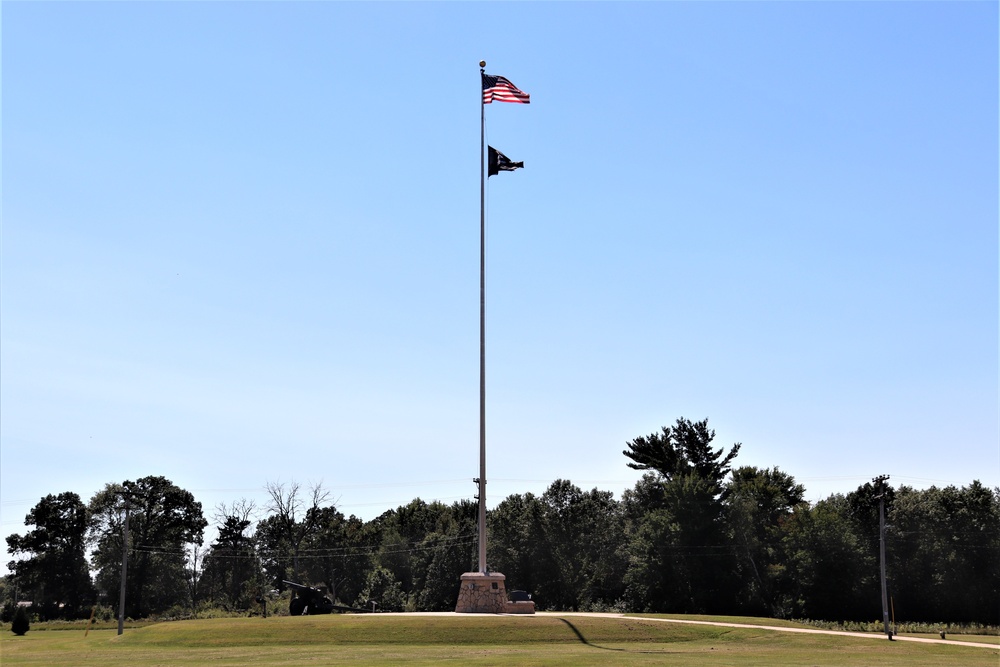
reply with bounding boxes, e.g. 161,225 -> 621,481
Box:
3,2 -> 997,564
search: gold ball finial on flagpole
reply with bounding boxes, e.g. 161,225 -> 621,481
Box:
479,60 -> 486,68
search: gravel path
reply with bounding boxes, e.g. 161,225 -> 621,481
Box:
549,611 -> 999,650
372,610 -> 997,650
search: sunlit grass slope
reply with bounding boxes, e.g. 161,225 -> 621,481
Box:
127,614 -> 718,647
2,614 -> 997,667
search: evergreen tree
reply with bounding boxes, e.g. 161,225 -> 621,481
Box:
623,417 -> 740,491
11,605 -> 29,635
621,418 -> 741,613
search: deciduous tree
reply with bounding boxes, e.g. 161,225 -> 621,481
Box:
201,500 -> 261,610
300,507 -> 378,606
5,492 -> 93,619
260,481 -> 329,586
89,477 -> 206,618
889,482 -> 999,624
781,494 -> 871,620
726,466 -> 805,617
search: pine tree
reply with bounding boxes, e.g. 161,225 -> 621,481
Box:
11,605 -> 30,635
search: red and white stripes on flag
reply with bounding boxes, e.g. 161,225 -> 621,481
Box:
482,73 -> 530,104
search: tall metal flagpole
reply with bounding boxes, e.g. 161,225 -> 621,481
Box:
477,60 -> 488,574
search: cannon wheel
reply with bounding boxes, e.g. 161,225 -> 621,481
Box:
313,596 -> 335,614
289,597 -> 306,616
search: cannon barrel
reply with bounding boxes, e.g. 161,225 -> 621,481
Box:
283,579 -> 322,593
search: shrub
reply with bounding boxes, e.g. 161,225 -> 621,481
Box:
11,606 -> 29,635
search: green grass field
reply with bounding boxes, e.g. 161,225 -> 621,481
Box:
2,613 -> 997,666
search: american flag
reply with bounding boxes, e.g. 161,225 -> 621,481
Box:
482,73 -> 530,104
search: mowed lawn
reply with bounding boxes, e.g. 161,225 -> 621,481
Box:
2,613 -> 997,667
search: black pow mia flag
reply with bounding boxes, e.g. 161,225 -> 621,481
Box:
488,146 -> 524,177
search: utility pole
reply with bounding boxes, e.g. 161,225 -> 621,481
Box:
118,490 -> 131,636
873,474 -> 891,640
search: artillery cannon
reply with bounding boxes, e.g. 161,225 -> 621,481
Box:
282,580 -> 335,616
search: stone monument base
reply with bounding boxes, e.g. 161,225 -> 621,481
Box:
455,572 -> 536,614
454,572 -> 521,613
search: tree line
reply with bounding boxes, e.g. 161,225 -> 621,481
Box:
4,418 -> 998,625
